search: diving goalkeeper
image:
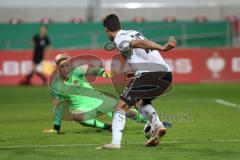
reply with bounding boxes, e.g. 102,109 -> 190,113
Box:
44,54 -> 146,133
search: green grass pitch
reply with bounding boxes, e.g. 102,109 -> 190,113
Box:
0,84 -> 240,160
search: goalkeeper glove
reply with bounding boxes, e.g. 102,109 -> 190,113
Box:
102,70 -> 113,78
43,129 -> 58,133
43,124 -> 61,134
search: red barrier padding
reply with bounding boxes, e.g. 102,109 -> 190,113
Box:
0,48 -> 240,85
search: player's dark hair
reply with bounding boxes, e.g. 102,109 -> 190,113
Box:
103,14 -> 121,32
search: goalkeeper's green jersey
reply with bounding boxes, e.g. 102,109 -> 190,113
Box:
51,66 -> 103,126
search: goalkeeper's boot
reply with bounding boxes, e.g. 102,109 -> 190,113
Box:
146,127 -> 166,147
96,143 -> 121,150
103,124 -> 112,132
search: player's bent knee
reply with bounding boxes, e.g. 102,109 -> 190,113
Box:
72,113 -> 84,122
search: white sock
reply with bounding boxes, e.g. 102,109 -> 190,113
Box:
111,111 -> 126,145
139,104 -> 164,129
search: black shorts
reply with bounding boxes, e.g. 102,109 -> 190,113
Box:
119,71 -> 172,106
33,51 -> 44,65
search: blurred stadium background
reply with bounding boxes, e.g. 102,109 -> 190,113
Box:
0,0 -> 240,160
0,0 -> 240,84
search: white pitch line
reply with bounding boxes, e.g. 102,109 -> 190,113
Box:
1,139 -> 240,149
215,139 -> 240,142
0,143 -> 97,149
214,99 -> 240,109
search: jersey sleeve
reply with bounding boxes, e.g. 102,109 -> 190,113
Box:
114,34 -> 133,52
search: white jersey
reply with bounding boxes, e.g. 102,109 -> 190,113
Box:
114,30 -> 171,72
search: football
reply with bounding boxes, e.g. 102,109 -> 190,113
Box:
143,121 -> 155,139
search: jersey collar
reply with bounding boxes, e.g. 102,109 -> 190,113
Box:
114,30 -> 123,42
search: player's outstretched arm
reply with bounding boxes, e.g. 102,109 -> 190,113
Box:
131,36 -> 176,51
43,98 -> 62,134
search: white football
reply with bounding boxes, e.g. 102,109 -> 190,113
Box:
144,121 -> 155,139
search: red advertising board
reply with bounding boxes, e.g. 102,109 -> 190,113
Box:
0,48 -> 240,85
164,48 -> 240,83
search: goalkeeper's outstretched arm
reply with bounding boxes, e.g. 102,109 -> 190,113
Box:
86,67 -> 112,78
43,97 -> 62,133
76,65 -> 112,78
52,98 -> 62,132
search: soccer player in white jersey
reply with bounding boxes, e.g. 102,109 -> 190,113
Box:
97,14 -> 176,149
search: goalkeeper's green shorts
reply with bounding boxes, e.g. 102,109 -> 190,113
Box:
70,97 -> 103,113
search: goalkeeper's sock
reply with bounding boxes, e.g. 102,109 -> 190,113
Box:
127,109 -> 147,123
139,104 -> 164,129
103,124 -> 112,131
81,119 -> 105,129
111,111 -> 126,145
